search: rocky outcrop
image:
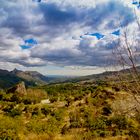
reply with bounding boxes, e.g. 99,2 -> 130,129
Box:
7,81 -> 27,95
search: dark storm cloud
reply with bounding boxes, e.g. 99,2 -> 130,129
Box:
40,1 -> 134,30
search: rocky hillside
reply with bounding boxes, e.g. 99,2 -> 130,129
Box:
0,68 -> 52,89
0,81 -> 140,139
0,69 -> 25,89
11,68 -> 49,85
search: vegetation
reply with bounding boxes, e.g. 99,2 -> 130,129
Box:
0,80 -> 140,140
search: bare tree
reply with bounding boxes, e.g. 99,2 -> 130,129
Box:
111,16 -> 140,105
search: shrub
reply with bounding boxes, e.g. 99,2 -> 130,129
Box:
41,105 -> 52,116
110,115 -> 128,130
89,117 -> 107,131
2,93 -> 13,102
32,106 -> 41,116
6,104 -> 24,117
26,117 -> 61,135
49,96 -> 58,103
69,111 -> 83,128
129,128 -> 140,138
0,115 -> 23,139
9,108 -> 22,117
102,105 -> 112,116
2,102 -> 15,113
65,96 -> 73,107
51,108 -> 65,121
11,93 -> 22,103
0,90 -> 5,100
25,89 -> 47,104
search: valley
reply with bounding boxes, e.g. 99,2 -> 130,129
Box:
0,68 -> 140,140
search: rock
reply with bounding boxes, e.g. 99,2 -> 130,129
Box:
7,81 -> 27,95
41,99 -> 50,104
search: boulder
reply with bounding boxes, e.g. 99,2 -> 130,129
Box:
7,81 -> 27,95
41,99 -> 50,104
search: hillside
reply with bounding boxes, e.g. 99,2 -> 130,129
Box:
0,69 -> 36,89
0,69 -> 55,89
0,79 -> 140,139
11,68 -> 49,85
64,66 -> 140,83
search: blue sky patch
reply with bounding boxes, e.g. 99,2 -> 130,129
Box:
131,0 -> 140,9
89,33 -> 105,40
21,38 -> 38,50
137,3 -> 140,8
112,29 -> 120,36
25,38 -> 38,45
20,45 -> 32,50
32,0 -> 41,2
132,0 -> 138,5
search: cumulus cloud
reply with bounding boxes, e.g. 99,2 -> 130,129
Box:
0,0 -> 138,71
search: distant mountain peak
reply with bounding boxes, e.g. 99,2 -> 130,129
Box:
11,68 -> 22,74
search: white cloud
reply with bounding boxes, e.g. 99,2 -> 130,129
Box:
0,0 -> 138,75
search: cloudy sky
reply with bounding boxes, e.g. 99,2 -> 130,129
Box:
0,0 -> 140,76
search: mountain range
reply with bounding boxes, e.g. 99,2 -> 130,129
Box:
0,66 -> 139,89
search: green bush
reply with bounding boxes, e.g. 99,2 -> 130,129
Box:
32,106 -> 41,116
51,108 -> 65,121
11,93 -> 22,103
2,102 -> 15,113
69,111 -> 83,128
49,96 -> 58,103
88,117 -> 107,131
110,115 -> 128,130
6,104 -> 24,117
9,108 -> 22,117
2,93 -> 13,102
102,105 -> 112,116
26,119 -> 48,134
26,117 -> 61,135
129,128 -> 140,138
24,88 -> 47,104
41,105 -> 52,116
0,90 -> 5,100
0,115 -> 23,139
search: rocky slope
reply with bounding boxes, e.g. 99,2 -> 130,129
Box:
11,68 -> 48,85
0,68 -> 50,89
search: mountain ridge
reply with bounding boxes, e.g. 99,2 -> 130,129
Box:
0,66 -> 140,89
11,68 -> 48,85
0,68 -> 52,89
